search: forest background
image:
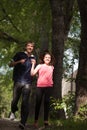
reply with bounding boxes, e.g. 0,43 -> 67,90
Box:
0,0 -> 87,127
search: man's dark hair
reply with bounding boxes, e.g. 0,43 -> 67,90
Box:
25,41 -> 35,47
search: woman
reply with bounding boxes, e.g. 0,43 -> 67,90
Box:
31,51 -> 55,128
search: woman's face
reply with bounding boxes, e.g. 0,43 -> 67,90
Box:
43,54 -> 51,65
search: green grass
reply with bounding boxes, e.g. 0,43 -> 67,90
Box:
49,119 -> 87,130
28,118 -> 87,130
28,117 -> 45,126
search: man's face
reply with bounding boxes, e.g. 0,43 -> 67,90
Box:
25,43 -> 34,54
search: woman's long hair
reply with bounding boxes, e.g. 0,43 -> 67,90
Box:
39,51 -> 55,66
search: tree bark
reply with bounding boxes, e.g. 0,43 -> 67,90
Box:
50,0 -> 75,119
75,0 -> 87,113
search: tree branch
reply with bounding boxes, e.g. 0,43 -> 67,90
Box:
64,0 -> 75,39
0,2 -> 21,32
0,29 -> 21,43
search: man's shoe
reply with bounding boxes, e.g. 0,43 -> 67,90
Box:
9,112 -> 15,120
19,123 -> 25,130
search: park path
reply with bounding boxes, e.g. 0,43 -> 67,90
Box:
0,118 -> 37,130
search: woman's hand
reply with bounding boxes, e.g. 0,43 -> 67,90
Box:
31,59 -> 36,65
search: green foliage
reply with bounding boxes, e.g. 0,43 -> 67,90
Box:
62,92 -> 75,118
50,92 -> 75,119
0,0 -> 51,46
50,92 -> 87,121
49,119 -> 87,130
63,5 -> 80,78
27,117 -> 87,130
0,0 -> 52,117
0,0 -> 81,119
75,104 -> 87,120
0,75 -> 13,117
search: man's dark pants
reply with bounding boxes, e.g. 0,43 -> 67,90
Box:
11,82 -> 31,125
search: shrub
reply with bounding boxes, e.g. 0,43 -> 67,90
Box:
50,92 -> 75,119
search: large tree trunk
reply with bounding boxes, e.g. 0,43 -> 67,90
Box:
50,0 -> 65,99
39,26 -> 49,53
75,0 -> 87,113
50,0 -> 75,118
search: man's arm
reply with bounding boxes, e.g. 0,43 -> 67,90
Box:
9,59 -> 26,67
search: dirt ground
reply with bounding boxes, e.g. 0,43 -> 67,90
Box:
0,118 -> 38,130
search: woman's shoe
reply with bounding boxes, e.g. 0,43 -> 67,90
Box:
34,122 -> 38,128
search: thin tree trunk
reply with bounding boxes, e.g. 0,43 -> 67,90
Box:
75,0 -> 87,113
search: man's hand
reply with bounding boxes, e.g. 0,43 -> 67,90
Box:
20,59 -> 26,64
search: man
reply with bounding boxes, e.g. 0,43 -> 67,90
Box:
9,41 -> 36,129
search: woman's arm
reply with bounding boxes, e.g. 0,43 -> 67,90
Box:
31,62 -> 41,76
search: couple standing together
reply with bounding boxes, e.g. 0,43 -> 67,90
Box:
9,41 -> 55,129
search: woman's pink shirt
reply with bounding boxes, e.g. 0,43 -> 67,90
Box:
37,64 -> 54,87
